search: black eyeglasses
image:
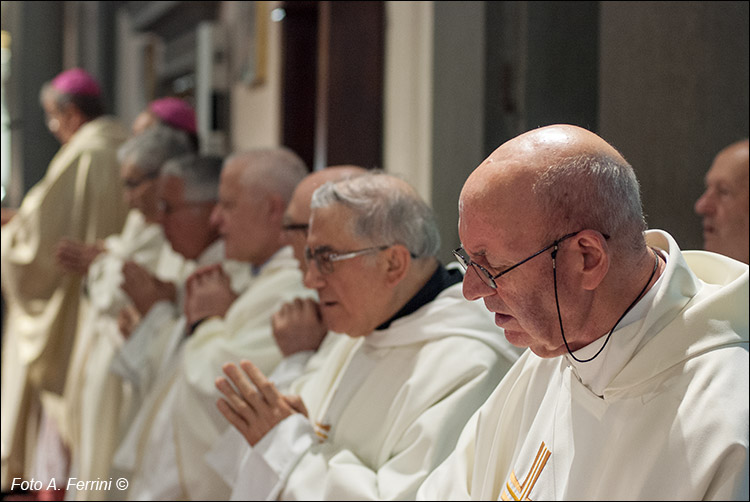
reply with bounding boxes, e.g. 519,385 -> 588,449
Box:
304,245 -> 390,275
453,232 -> 585,289
122,172 -> 158,190
282,222 -> 309,233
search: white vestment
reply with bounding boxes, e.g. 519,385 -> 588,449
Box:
226,272 -> 523,501
417,230 -> 749,501
108,239 -> 224,414
102,238 -> 224,495
1,117 -> 129,489
119,246 -> 315,500
62,209 -> 174,501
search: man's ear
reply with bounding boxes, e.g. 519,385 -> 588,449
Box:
383,244 -> 411,286
267,193 -> 287,222
572,230 -> 610,291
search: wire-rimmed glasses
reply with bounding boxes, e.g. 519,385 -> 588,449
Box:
452,232 -> 582,288
304,245 -> 391,274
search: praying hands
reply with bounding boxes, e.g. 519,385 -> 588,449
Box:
215,360 -> 307,446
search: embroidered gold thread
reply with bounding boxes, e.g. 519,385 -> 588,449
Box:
509,471 -> 522,492
522,445 -> 551,499
501,442 -> 551,501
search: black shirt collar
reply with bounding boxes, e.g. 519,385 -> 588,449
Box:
375,264 -> 463,330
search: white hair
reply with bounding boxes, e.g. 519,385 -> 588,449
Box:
117,124 -> 193,177
226,147 -> 309,204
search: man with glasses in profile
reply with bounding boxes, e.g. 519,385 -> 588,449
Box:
417,124 -> 749,500
212,171 -> 521,500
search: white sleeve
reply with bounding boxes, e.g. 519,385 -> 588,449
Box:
229,414 -> 317,501
109,300 -> 180,395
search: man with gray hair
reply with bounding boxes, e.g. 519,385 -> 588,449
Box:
214,171 -> 521,500
417,124 -> 748,500
105,153 -> 226,496
56,124 -> 193,501
116,148 -> 314,500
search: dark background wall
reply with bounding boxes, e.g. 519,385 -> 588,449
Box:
599,1 -> 749,250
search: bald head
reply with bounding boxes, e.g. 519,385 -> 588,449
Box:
695,139 -> 749,263
458,125 -> 659,358
289,166 -> 369,224
461,124 -> 645,253
284,165 -> 368,269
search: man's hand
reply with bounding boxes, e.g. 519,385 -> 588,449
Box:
117,304 -> 141,339
55,237 -> 105,275
271,298 -> 328,357
215,360 -> 307,446
1,207 -> 17,226
184,264 -> 238,325
121,260 -> 176,316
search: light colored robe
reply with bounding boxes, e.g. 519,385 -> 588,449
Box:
417,230 -> 749,501
1,116 -> 129,489
108,240 -> 224,414
100,240 -> 225,500
104,239 -> 226,501
62,209 -> 172,501
119,246 -> 315,500
225,278 -> 523,501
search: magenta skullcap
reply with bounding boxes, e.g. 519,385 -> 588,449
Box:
51,68 -> 101,97
149,97 -> 197,135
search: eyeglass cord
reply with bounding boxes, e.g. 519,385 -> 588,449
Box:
554,246 -> 660,363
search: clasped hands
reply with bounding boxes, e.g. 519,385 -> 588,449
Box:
120,260 -> 176,316
183,264 -> 238,326
55,237 -> 106,275
216,360 -> 307,446
271,298 -> 328,357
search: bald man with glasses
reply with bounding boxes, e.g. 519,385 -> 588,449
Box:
418,124 -> 748,501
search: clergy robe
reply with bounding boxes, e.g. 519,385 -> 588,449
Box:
417,230 -> 749,501
62,209 -> 175,501
1,116 -> 128,489
227,265 -> 523,501
119,246 -> 315,501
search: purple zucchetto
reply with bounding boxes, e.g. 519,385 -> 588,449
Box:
149,97 -> 197,135
51,68 -> 101,97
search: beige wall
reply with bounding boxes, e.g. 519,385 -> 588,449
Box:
383,1 -> 434,205
224,1 -> 283,152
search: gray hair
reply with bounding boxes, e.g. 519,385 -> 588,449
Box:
161,153 -> 223,203
532,152 -> 647,252
117,124 -> 193,177
310,171 -> 441,258
226,147 -> 309,205
39,82 -> 104,119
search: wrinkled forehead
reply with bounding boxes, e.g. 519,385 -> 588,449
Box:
309,203 -> 359,245
458,153 -> 550,252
